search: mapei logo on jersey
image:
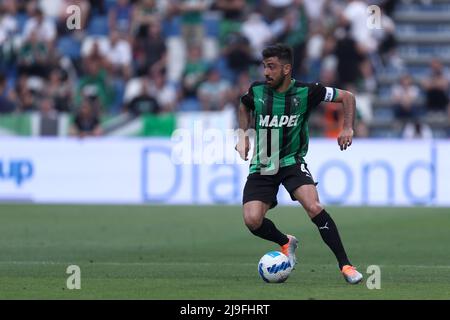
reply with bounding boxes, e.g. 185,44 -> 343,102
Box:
266,261 -> 292,274
0,159 -> 34,186
259,115 -> 299,128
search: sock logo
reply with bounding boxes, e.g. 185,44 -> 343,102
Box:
319,222 -> 329,230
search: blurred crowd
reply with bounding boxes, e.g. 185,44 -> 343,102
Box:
0,0 -> 448,138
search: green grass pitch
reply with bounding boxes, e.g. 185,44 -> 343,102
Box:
0,204 -> 449,299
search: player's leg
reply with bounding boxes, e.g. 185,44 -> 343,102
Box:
292,184 -> 363,284
243,200 -> 286,245
242,173 -> 298,266
292,184 -> 350,267
243,200 -> 298,266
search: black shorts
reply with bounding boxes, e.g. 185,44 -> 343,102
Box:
242,163 -> 316,209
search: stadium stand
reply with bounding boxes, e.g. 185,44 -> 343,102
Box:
373,0 -> 450,138
0,0 -> 449,138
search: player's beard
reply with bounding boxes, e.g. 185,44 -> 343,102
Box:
267,73 -> 285,90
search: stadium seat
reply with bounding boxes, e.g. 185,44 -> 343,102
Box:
162,17 -> 181,38
15,13 -> 29,34
178,98 -> 201,112
56,36 -> 82,60
87,15 -> 109,36
105,0 -> 117,12
203,13 -> 220,38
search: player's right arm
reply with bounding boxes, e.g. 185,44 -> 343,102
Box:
235,85 -> 256,161
236,102 -> 251,161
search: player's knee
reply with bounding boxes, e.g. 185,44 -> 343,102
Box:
243,210 -> 263,230
305,202 -> 323,217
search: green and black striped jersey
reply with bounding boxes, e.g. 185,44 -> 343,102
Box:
241,79 -> 337,174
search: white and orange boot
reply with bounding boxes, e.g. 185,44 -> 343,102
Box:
341,265 -> 363,284
280,235 -> 298,268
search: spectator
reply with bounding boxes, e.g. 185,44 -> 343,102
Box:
180,45 -> 209,99
213,0 -> 246,47
7,72 -> 39,114
341,0 -> 377,54
402,121 -> 433,139
421,59 -> 450,115
17,29 -> 53,78
305,24 -> 325,82
340,0 -> 378,92
134,20 -> 167,76
71,99 -> 103,137
198,67 -> 232,111
229,70 -> 252,125
170,0 -> 209,49
0,0 -> 447,140
302,0 -> 328,26
76,58 -> 112,113
0,0 -> 18,72
0,72 -> 16,113
148,69 -> 177,112
77,40 -> 113,111
392,74 -> 422,123
274,0 -> 309,79
222,32 -> 258,80
261,0 -> 293,23
38,96 -> 59,136
46,68 -> 73,112
125,79 -> 160,116
39,0 -> 65,20
241,12 -> 273,59
0,0 -> 18,46
333,24 -> 363,89
108,0 -> 134,37
372,8 -> 397,62
230,70 -> 252,107
132,0 -> 164,36
81,36 -> 109,61
23,7 -> 57,47
105,29 -> 132,79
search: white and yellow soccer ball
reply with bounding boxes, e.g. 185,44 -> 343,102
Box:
258,251 -> 293,283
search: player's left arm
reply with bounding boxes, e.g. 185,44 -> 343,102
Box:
307,83 -> 356,150
329,88 -> 356,151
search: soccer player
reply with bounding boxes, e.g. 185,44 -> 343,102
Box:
235,44 -> 363,284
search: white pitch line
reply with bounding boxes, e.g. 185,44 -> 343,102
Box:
0,261 -> 449,269
0,261 -> 254,266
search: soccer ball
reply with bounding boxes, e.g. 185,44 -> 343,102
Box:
258,251 -> 293,283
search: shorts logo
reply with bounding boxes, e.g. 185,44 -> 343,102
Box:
300,163 -> 312,178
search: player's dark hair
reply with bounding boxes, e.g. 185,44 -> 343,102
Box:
262,44 -> 293,65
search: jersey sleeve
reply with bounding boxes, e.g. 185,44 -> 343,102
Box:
240,83 -> 256,111
307,82 -> 338,109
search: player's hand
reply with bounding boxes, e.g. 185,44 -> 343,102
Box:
337,128 -> 353,151
235,136 -> 250,160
